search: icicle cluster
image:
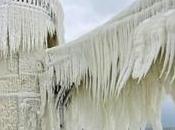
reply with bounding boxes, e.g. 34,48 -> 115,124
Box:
0,0 -> 64,58
64,66 -> 165,130
45,0 -> 175,129
48,0 -> 175,96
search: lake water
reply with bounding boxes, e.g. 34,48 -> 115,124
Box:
162,95 -> 175,128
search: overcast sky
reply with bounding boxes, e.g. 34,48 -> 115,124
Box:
60,0 -> 175,127
60,0 -> 135,42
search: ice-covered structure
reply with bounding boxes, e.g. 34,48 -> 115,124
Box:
46,0 -> 175,130
0,0 -> 64,129
0,0 -> 175,130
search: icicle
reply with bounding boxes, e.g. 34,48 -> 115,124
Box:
40,65 -> 60,130
47,0 -> 175,99
0,0 -> 64,59
63,66 -> 165,130
46,0 -> 175,129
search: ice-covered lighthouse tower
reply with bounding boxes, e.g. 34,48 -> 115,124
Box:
0,0 -> 64,129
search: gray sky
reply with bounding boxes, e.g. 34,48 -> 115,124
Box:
60,0 -> 175,127
60,0 -> 135,42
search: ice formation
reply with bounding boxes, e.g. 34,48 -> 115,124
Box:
0,0 -> 175,130
46,0 -> 175,129
0,0 -> 64,130
0,0 -> 64,57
